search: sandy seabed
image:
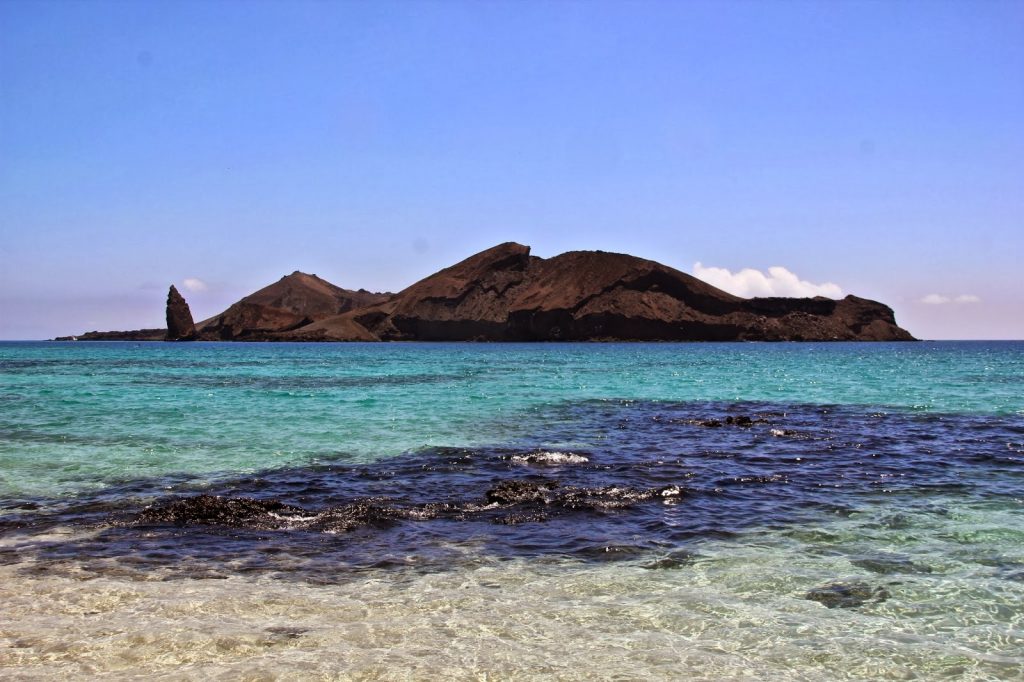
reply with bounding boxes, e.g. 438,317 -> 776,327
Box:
2,535 -> 1020,681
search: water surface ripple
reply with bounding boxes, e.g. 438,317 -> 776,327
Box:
2,400 -> 1020,585
1,341 -> 1022,680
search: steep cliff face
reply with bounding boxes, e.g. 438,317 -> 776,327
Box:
304,243 -> 914,342
195,272 -> 391,341
165,285 -> 197,341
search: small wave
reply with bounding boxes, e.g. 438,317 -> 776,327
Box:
510,451 -> 589,465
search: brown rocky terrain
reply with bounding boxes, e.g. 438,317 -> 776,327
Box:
194,272 -> 391,341
55,243 -> 914,342
301,242 -> 914,342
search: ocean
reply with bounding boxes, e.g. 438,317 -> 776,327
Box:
1,341 -> 1021,679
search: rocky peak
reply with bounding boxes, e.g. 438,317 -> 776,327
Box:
165,285 -> 197,341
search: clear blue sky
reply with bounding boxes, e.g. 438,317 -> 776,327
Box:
2,0 -> 1021,339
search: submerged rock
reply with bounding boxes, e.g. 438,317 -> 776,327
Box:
642,549 -> 704,570
805,581 -> 890,608
493,510 -> 550,525
851,554 -> 932,575
579,544 -> 647,562
1003,570 -> 1024,583
693,414 -> 769,428
265,626 -> 308,640
725,415 -> 758,426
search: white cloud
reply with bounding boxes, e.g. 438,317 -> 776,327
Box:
182,278 -> 208,293
920,293 -> 980,305
692,262 -> 843,299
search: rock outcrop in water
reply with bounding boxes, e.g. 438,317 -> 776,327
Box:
132,477 -> 683,534
56,242 -> 915,341
54,328 -> 166,341
136,495 -> 305,527
165,285 -> 196,341
805,581 -> 891,608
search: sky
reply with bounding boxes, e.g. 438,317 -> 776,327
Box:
1,0 -> 1021,340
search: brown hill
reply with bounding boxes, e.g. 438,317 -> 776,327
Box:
196,272 -> 391,340
297,242 -> 914,342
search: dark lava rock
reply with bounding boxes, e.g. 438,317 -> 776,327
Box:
483,479 -> 680,512
805,581 -> 890,608
134,495 -> 406,533
165,285 -> 197,341
304,500 -> 403,533
485,479 -> 559,505
132,478 -> 680,537
556,485 -> 661,510
694,415 -> 767,428
136,495 -> 305,528
493,511 -> 549,525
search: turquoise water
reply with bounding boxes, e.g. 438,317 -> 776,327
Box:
0,341 -> 1022,679
1,341 -> 1021,499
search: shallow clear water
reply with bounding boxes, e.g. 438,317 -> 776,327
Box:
0,341 -> 1022,679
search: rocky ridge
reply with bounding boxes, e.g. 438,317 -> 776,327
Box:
297,242 -> 914,341
194,271 -> 391,341
56,243 -> 915,342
